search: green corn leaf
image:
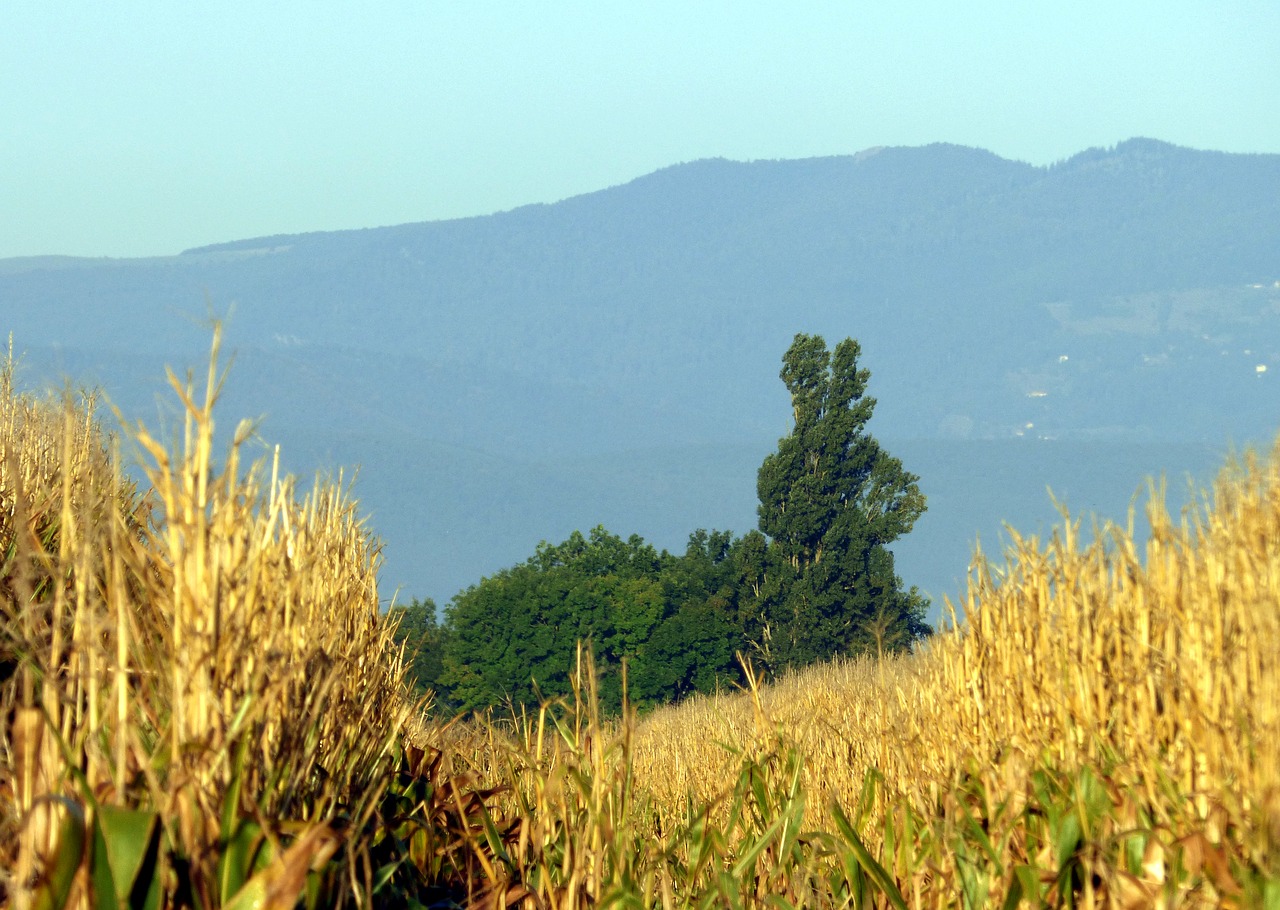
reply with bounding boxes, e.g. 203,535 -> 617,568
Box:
222,825 -> 340,910
1012,864 -> 1044,908
960,810 -> 1003,869
775,791 -> 806,866
221,872 -> 268,910
855,768 -> 883,827
1000,867 -> 1024,910
89,818 -> 118,910
882,801 -> 898,870
30,797 -> 87,910
408,825 -> 431,875
1121,830 -> 1148,875
218,819 -> 271,906
218,733 -> 256,905
477,805 -> 509,866
898,803 -> 917,875
370,858 -> 402,895
956,855 -> 990,910
1003,865 -> 1044,910
832,803 -> 908,910
849,863 -> 866,908
1260,879 -> 1280,910
303,869 -> 326,910
715,870 -> 745,910
95,805 -> 162,910
1053,813 -> 1082,871
220,739 -> 247,841
748,765 -> 771,822
730,812 -> 784,880
1075,767 -> 1110,830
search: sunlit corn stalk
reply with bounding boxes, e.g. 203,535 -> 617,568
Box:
623,433 -> 1280,904
1,331 -> 419,909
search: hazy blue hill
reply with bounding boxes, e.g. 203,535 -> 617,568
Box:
3,139 -> 1277,613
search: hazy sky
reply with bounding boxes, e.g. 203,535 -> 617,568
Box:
4,1 -> 1278,259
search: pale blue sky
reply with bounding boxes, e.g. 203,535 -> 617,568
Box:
3,1 -> 1278,259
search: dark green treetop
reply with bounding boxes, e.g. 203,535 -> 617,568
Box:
386,598 -> 449,703
626,529 -> 742,706
439,526 -> 673,713
437,525 -> 748,714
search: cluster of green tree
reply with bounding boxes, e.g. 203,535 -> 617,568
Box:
393,335 -> 932,714
385,597 -> 446,699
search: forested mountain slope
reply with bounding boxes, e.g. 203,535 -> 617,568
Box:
3,138 -> 1277,609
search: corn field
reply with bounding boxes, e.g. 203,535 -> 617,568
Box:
2,337 -> 1278,908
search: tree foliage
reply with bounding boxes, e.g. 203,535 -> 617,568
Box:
627,530 -> 742,706
438,527 -> 742,713
411,334 -> 931,714
753,334 -> 930,668
387,598 -> 449,701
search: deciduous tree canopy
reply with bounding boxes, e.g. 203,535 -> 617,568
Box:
438,527 -> 742,713
404,334 -> 931,713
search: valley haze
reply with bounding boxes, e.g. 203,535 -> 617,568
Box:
3,138 -> 1277,623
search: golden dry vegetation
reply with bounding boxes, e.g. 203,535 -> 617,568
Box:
1,336 -> 421,909
3,337 -> 1278,909
631,452 -> 1280,841
620,453 -> 1280,904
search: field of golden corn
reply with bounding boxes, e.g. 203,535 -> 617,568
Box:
3,337 -> 1278,908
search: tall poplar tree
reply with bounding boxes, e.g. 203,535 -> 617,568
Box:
755,334 -> 930,668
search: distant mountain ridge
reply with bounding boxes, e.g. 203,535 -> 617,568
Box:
3,138 -> 1278,612
182,138 -> 1276,304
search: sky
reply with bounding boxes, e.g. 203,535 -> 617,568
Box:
3,1 -> 1279,260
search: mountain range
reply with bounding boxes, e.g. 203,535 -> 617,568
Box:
3,138 -> 1278,619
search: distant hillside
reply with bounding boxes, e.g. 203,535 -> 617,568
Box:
3,138 -> 1277,611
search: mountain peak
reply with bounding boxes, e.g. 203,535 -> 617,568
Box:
1056,137 -> 1195,170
